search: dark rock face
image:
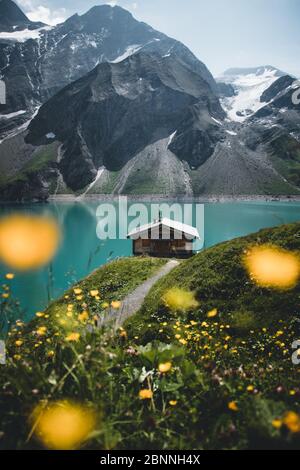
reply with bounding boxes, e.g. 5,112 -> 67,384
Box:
0,0 -> 44,32
260,75 -> 296,103
26,52 -> 224,191
216,82 -> 235,98
0,3 -> 217,140
169,102 -> 224,167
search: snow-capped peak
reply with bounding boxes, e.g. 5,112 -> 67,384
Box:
217,66 -> 286,122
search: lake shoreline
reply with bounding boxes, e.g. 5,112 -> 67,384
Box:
47,194 -> 300,204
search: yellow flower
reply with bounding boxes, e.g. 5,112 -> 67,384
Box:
0,215 -> 60,270
15,340 -> 23,347
36,312 -> 45,318
119,330 -> 127,338
169,400 -> 177,406
179,339 -> 187,345
247,385 -> 254,392
78,311 -> 89,322
102,302 -> 110,309
13,354 -> 21,361
47,351 -> 55,358
243,245 -> 300,289
31,400 -> 96,450
5,273 -> 14,280
207,308 -> 218,318
111,301 -> 121,309
76,295 -> 83,301
37,326 -> 47,336
162,288 -> 199,311
2,293 -> 9,299
66,333 -> 80,342
158,362 -> 172,373
290,390 -> 296,396
228,401 -> 238,411
139,389 -> 153,400
283,411 -> 300,433
73,288 -> 82,295
90,290 -> 99,297
272,419 -> 282,429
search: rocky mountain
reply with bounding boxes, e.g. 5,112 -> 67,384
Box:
0,0 -> 44,32
25,51 -> 224,192
0,2 -> 216,141
1,53 -> 300,201
0,2 -> 299,201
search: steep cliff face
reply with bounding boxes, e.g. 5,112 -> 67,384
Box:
26,52 -> 224,191
0,3 -> 217,141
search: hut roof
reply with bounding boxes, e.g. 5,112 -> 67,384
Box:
127,217 -> 200,240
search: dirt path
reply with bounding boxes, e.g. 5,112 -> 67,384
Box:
98,259 -> 179,329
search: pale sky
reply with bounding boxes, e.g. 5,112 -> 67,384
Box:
16,0 -> 300,77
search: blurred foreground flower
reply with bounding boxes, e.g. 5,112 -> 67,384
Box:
158,362 -> 172,373
207,308 -> 218,318
0,214 -> 60,270
243,245 -> 300,289
283,411 -> 300,433
228,401 -> 238,411
139,389 -> 153,400
162,287 -> 199,311
111,301 -> 121,309
31,401 -> 96,450
5,273 -> 14,280
66,332 -> 80,342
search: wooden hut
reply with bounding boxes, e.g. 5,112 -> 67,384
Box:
127,217 -> 200,258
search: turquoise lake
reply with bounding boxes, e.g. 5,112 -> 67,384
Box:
0,200 -> 299,321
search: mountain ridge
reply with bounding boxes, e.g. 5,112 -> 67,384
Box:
0,2 -> 299,201
0,0 -> 45,32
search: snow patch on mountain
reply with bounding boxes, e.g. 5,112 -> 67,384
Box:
0,26 -> 52,43
0,110 -> 26,119
218,67 -> 283,122
111,44 -> 142,63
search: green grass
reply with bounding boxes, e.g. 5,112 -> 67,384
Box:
269,135 -> 300,190
1,225 -> 300,450
46,257 -> 167,316
92,170 -> 121,194
127,222 -> 300,339
2,143 -> 59,187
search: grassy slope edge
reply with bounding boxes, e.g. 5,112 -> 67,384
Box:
1,224 -> 300,450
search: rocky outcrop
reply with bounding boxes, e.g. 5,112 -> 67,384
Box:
0,0 -> 44,32
26,52 -> 224,191
0,2 -> 217,140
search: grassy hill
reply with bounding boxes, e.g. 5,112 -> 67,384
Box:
1,223 -> 300,450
